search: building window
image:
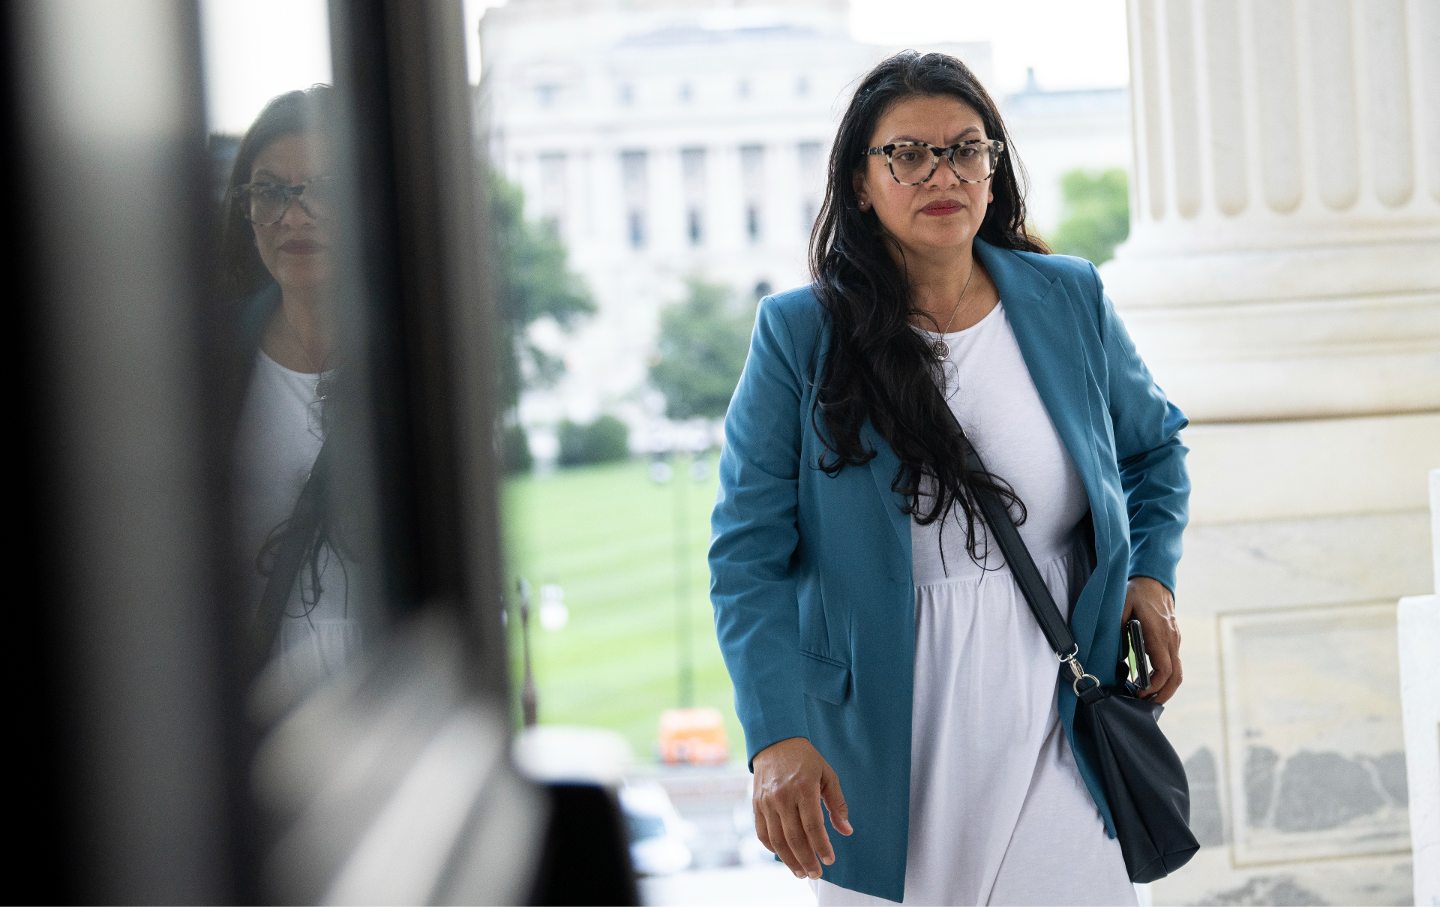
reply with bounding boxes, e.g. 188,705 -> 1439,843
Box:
537,151 -> 567,233
740,144 -> 764,182
737,78 -> 750,99
741,144 -> 765,244
628,210 -> 646,249
536,82 -> 560,107
680,146 -> 706,192
797,140 -> 823,174
797,141 -> 823,235
620,149 -> 648,188
618,81 -> 634,106
681,146 -> 706,247
620,149 -> 648,250
678,81 -> 693,103
795,75 -> 809,96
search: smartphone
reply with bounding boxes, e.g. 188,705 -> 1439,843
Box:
1125,619 -> 1151,691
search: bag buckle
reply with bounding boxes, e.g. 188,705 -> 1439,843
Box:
1059,645 -> 1100,695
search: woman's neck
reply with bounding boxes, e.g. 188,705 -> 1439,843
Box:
263,287 -> 335,374
907,247 -> 980,329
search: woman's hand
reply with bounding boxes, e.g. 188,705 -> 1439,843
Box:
751,736 -> 853,879
1122,576 -> 1182,704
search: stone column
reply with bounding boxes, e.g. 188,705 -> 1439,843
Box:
1101,2 -> 1440,903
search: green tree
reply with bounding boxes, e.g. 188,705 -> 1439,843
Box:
497,421 -> 534,475
485,168 -> 596,415
649,279 -> 754,421
557,415 -> 630,467
1049,168 -> 1130,265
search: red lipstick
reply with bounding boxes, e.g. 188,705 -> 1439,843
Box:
921,200 -> 963,216
280,239 -> 324,254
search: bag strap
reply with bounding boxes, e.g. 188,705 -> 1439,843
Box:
249,438 -> 332,671
937,396 -> 1101,694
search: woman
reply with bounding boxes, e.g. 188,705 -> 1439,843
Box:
709,51 -> 1189,904
218,85 -> 363,689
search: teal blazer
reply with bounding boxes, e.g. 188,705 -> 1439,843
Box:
709,239 -> 1189,902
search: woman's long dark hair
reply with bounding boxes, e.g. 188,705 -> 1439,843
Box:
212,85 -> 351,621
809,50 -> 1049,564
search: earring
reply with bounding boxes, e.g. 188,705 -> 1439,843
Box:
859,200 -> 869,211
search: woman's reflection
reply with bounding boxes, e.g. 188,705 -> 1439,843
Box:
218,85 -> 359,689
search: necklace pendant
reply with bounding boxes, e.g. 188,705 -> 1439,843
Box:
932,339 -> 950,361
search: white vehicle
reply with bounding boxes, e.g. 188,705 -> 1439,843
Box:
619,783 -> 696,876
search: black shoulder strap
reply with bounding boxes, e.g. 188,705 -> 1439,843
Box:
249,438 -> 332,672
937,393 -> 1078,659
963,447 -> 1078,658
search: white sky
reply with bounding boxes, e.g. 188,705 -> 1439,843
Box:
460,0 -> 1129,92
201,0 -> 1127,134
847,0 -> 1130,93
200,0 -> 333,134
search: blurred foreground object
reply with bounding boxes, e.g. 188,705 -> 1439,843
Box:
513,725 -> 642,905
254,615 -> 543,904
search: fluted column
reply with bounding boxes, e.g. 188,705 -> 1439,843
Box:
1104,0 -> 1440,422
1105,3 -> 1440,904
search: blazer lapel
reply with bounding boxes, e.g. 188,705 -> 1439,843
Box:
854,241 -> 1113,619
974,240 -> 1111,581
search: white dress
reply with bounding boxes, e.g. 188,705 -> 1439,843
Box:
815,302 -> 1136,906
234,351 -> 363,691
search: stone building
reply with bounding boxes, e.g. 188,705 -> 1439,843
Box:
476,2 -> 1141,457
476,0 -> 989,455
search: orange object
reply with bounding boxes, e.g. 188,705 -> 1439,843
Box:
657,707 -> 730,764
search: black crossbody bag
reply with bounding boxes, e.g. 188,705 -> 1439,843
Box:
950,416 -> 1199,882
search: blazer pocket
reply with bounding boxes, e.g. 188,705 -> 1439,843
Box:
800,651 -> 851,705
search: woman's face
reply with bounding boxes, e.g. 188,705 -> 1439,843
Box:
249,131 -> 334,294
853,94 -> 994,266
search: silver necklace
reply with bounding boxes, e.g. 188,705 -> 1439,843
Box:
928,263 -> 977,361
280,309 -> 333,388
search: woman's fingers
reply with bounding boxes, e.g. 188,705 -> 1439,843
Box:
821,766 -> 853,837
778,803 -> 826,878
800,792 -> 836,867
760,807 -> 805,876
750,737 -> 849,878
1125,577 -> 1183,704
753,802 -> 774,854
1145,626 -> 1183,703
755,798 -> 824,877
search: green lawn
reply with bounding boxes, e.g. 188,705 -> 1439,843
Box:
501,457 -> 746,763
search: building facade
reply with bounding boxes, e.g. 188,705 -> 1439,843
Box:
475,0 -> 992,455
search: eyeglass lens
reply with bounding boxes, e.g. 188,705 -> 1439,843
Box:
242,180 -> 335,225
890,143 -> 997,185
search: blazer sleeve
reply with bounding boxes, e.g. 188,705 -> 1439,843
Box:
709,295 -> 811,766
1090,264 -> 1191,595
